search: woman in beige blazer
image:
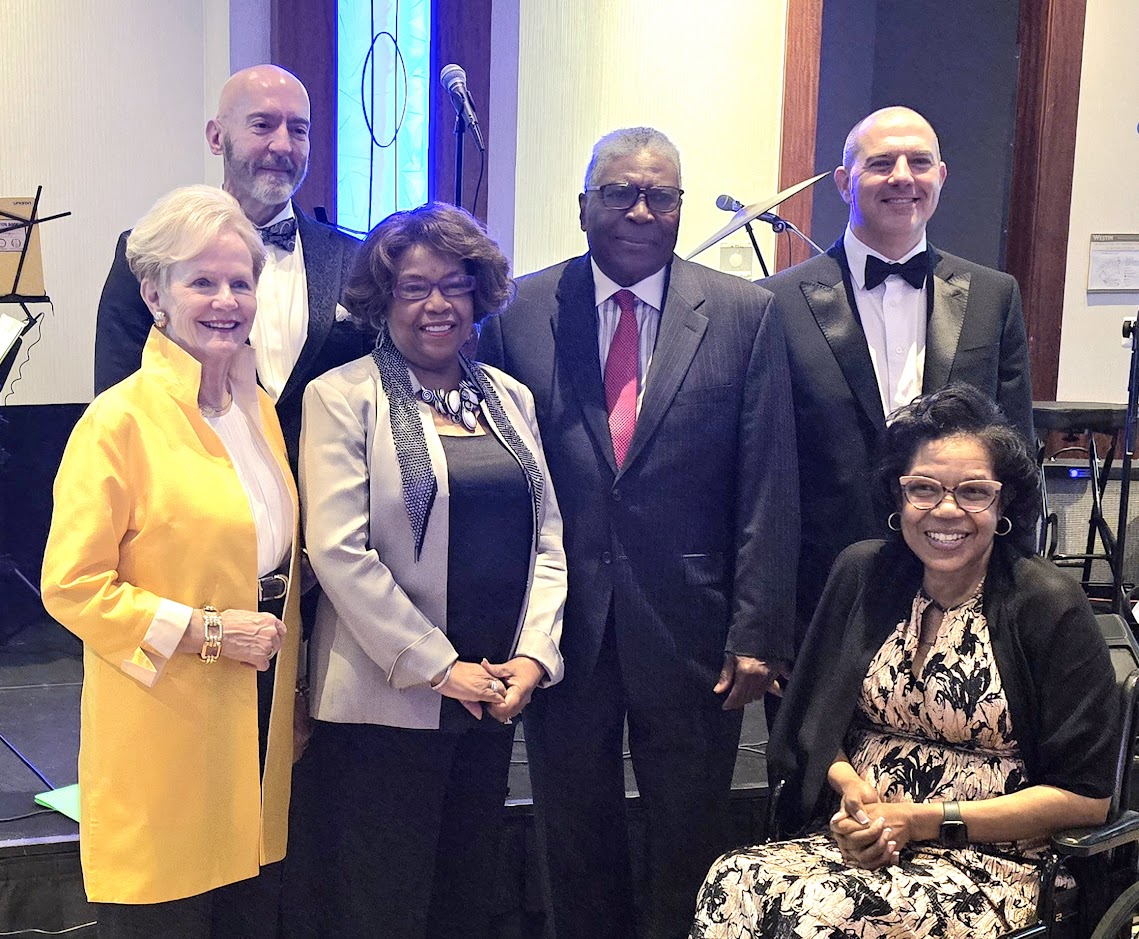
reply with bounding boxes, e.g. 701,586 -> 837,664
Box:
292,202 -> 565,938
41,186 -> 300,938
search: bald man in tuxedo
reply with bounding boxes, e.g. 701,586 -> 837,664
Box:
94,64 -> 364,471
762,106 -> 1033,645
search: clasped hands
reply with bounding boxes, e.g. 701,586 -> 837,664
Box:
434,657 -> 545,724
830,777 -> 921,871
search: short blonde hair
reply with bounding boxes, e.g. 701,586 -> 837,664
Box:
126,185 -> 265,288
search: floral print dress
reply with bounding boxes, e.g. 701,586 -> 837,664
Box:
691,590 -> 1049,939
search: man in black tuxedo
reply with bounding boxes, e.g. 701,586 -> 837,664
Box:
762,106 -> 1033,645
478,127 -> 798,939
94,64 -> 363,469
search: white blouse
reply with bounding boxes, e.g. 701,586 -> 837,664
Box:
123,402 -> 293,687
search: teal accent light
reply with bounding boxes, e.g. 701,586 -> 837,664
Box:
338,0 -> 431,233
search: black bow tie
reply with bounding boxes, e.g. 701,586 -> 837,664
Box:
864,251 -> 929,290
259,217 -> 297,252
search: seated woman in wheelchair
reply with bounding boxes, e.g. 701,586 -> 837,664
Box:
692,384 -> 1120,939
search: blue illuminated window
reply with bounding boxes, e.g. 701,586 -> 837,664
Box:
337,0 -> 431,233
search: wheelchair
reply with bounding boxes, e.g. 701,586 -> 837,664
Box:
764,613 -> 1139,939
1001,613 -> 1139,938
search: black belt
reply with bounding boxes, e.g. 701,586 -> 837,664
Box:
258,571 -> 289,603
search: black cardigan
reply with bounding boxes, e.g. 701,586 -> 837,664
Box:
768,538 -> 1120,835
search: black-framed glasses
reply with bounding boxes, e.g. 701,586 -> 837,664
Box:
585,183 -> 683,212
899,475 -> 1003,513
393,275 -> 477,302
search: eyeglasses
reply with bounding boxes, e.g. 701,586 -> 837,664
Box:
393,275 -> 477,302
899,475 -> 1003,513
585,183 -> 684,213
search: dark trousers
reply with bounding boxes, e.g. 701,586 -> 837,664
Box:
95,862 -> 282,939
282,719 -> 514,939
524,624 -> 744,939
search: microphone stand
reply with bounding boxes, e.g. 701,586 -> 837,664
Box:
453,115 -> 466,208
688,173 -> 829,269
742,222 -> 768,278
753,212 -> 825,260
1118,316 -> 1139,617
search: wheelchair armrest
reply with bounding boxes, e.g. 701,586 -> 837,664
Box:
1051,809 -> 1139,857
1001,926 -> 1048,939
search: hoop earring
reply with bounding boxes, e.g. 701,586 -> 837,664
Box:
153,310 -> 167,329
887,512 -> 902,532
995,516 -> 1013,536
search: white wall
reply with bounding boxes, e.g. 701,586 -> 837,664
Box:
0,0 -> 231,405
488,0 -> 788,279
1056,0 -> 1139,402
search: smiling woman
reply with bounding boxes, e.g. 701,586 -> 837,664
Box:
692,384 -> 1119,939
40,186 -> 301,938
289,202 -> 566,937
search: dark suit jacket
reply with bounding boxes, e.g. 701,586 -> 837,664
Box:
767,538 -> 1118,835
93,203 -> 365,470
478,254 -> 799,705
761,241 -> 1034,647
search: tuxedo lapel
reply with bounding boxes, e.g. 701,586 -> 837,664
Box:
621,258 -> 706,473
803,248 -> 885,431
553,257 -> 619,475
279,204 -> 338,408
923,246 -> 970,393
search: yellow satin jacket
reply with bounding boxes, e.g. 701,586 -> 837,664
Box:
42,330 -> 300,904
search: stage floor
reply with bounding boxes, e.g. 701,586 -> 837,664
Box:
0,609 -> 769,935
0,611 -> 768,812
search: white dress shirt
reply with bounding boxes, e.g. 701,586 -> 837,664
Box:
843,227 -> 929,420
249,202 -> 310,401
591,260 -> 666,415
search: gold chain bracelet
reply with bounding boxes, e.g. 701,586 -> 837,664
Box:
200,605 -> 223,663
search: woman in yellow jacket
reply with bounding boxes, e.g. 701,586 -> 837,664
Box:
41,186 -> 300,939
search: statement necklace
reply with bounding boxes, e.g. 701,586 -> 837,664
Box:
418,376 -> 482,432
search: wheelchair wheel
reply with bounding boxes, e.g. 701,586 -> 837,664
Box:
1090,878 -> 1139,939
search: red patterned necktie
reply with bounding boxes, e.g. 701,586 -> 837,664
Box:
604,289 -> 639,467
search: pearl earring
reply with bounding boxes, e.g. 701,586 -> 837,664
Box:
153,310 -> 168,329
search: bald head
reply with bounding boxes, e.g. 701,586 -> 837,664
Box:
206,65 -> 311,225
217,65 -> 310,122
841,106 -> 940,171
833,105 -> 947,259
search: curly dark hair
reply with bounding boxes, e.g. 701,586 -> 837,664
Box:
344,202 -> 516,333
874,383 -> 1040,545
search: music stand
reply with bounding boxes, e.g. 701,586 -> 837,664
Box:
0,187 -> 70,390
0,187 -> 70,601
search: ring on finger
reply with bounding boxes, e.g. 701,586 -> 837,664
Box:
489,679 -> 501,694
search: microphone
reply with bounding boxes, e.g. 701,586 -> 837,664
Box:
440,64 -> 485,152
715,193 -> 780,225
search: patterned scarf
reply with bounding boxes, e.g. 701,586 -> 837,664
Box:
370,327 -> 544,559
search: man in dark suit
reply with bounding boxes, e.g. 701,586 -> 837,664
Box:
478,127 -> 798,939
94,64 -> 363,469
762,106 -> 1033,645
